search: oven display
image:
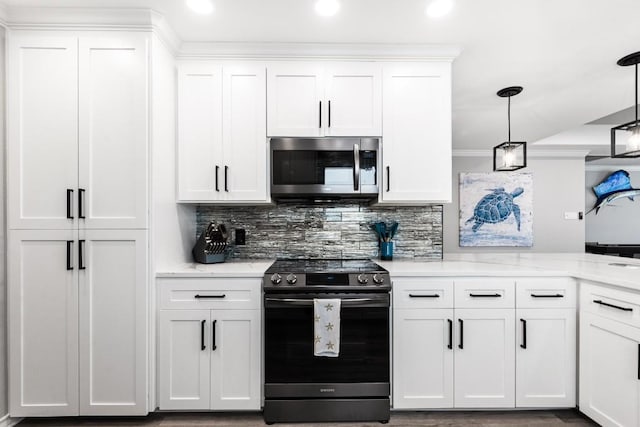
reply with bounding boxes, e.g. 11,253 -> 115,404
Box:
306,273 -> 349,286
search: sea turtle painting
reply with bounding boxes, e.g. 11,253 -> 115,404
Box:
465,187 -> 524,232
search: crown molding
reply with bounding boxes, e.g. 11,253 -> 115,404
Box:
5,7 -> 154,31
150,10 -> 181,56
177,42 -> 462,60
586,164 -> 640,172
0,3 -> 8,28
453,149 -> 590,159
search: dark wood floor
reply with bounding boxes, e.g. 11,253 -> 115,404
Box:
17,410 -> 599,426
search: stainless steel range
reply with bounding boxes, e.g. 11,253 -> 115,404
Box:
262,259 -> 391,424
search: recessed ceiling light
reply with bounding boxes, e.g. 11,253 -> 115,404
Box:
186,0 -> 214,15
425,0 -> 454,18
315,0 -> 341,17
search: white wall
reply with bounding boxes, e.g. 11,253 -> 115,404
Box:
444,153 -> 586,253
586,167 -> 640,244
0,26 -> 7,420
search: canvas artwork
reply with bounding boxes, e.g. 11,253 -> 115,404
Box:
459,172 -> 533,247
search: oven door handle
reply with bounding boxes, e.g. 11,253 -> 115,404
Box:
265,297 -> 387,307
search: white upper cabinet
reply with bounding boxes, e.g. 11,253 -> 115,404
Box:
177,62 -> 268,203
78,37 -> 149,229
7,36 -> 79,230
222,65 -> 268,202
380,62 -> 452,203
8,32 -> 149,229
177,64 -> 223,201
267,63 -> 382,137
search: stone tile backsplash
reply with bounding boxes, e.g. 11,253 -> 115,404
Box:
196,202 -> 443,260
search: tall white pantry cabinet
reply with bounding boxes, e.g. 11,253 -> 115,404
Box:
7,31 -> 149,416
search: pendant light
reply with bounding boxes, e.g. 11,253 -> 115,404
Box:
493,86 -> 527,171
611,51 -> 640,158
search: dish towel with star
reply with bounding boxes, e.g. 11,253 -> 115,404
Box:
314,298 -> 341,357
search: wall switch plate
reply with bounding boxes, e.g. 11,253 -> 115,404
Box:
564,212 -> 580,220
235,228 -> 246,245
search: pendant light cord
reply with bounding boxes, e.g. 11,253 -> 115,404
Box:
507,95 -> 511,142
635,64 -> 638,123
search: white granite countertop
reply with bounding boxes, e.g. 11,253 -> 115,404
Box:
156,253 -> 640,291
156,260 -> 274,278
379,253 -> 640,291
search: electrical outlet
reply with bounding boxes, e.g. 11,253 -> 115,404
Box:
235,228 -> 246,245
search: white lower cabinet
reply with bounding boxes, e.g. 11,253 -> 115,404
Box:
393,309 -> 454,408
8,229 -> 148,417
580,311 -> 640,427
454,309 -> 515,408
157,278 -> 261,411
392,277 -> 576,411
516,308 -> 576,408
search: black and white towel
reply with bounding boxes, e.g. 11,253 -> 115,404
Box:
314,298 -> 341,357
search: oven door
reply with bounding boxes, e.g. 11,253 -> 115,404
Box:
264,292 -> 390,398
270,138 -> 379,199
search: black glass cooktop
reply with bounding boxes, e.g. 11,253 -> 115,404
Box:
265,259 -> 387,274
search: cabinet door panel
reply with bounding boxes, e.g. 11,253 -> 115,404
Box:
158,310 -> 211,410
580,312 -> 640,427
325,64 -> 381,136
223,65 -> 268,202
454,308 -> 515,408
210,310 -> 261,410
8,230 -> 79,416
78,35 -> 148,228
267,64 -> 324,137
8,36 -> 78,229
177,64 -> 223,201
516,309 -> 576,408
381,63 -> 452,203
393,309 -> 453,409
78,230 -> 147,415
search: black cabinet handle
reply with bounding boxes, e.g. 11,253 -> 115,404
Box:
328,100 -> 331,128
79,240 -> 86,270
637,344 -> 640,380
215,165 -> 220,192
447,319 -> 453,350
201,320 -> 206,351
386,166 -> 390,192
66,240 -> 73,270
224,166 -> 229,192
531,294 -> 564,298
66,189 -> 74,219
194,294 -> 226,299
319,101 -> 322,128
469,293 -> 502,298
458,319 -> 463,349
212,320 -> 217,351
520,319 -> 527,349
409,294 -> 440,298
78,188 -> 85,219
593,299 -> 633,312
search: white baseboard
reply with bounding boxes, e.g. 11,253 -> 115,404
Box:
0,414 -> 23,427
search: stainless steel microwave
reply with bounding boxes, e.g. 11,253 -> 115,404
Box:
270,137 -> 379,200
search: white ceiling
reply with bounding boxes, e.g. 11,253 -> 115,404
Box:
4,0 -> 640,155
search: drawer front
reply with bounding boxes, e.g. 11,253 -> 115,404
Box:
516,278 -> 576,308
393,278 -> 454,309
158,278 -> 260,310
454,278 -> 515,308
580,281 -> 640,328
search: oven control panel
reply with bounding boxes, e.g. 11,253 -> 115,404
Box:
264,272 -> 391,291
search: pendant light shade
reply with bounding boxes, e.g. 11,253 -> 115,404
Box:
611,51 -> 640,158
493,86 -> 527,171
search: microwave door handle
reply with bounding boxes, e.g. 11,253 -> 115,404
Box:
353,143 -> 360,191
